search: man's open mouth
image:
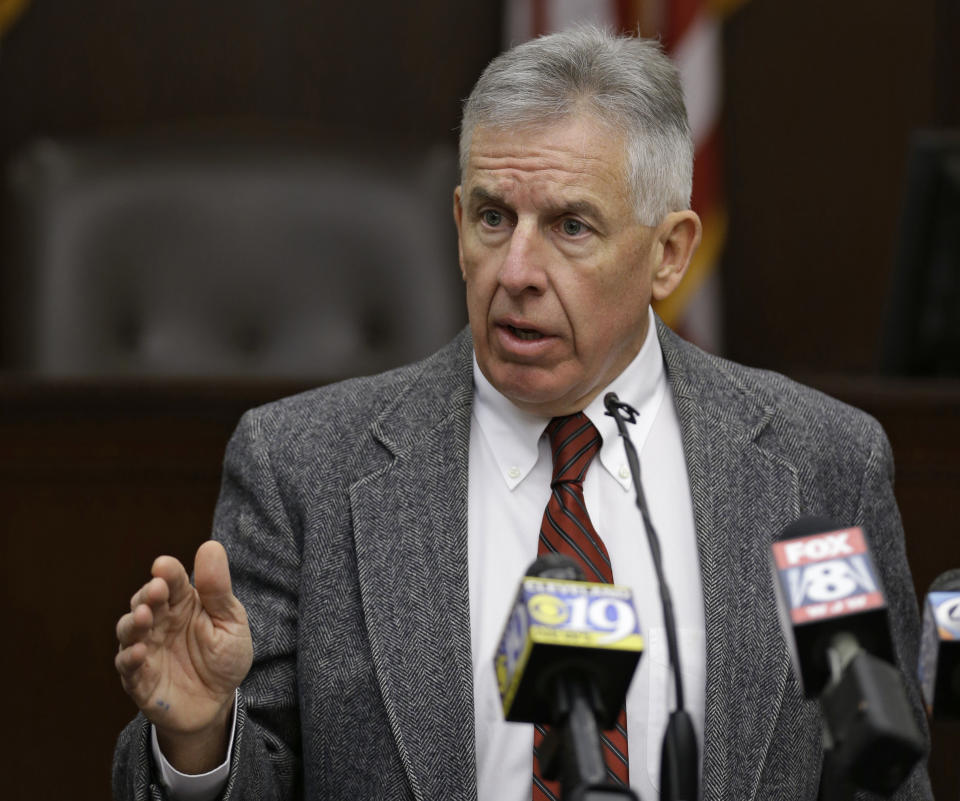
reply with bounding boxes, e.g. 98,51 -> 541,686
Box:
507,325 -> 544,341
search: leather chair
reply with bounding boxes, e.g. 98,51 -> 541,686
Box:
1,132 -> 464,377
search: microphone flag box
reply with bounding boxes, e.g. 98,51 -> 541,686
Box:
494,576 -> 643,728
770,526 -> 892,696
919,590 -> 960,719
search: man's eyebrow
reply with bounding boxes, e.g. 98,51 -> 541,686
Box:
558,199 -> 604,220
467,187 -> 502,208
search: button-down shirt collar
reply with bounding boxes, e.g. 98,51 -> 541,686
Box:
472,308 -> 666,491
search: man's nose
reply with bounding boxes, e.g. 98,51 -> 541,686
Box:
498,222 -> 547,295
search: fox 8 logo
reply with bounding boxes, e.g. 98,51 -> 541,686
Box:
787,555 -> 877,608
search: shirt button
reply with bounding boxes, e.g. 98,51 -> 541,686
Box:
508,466 -> 521,479
619,465 -> 630,480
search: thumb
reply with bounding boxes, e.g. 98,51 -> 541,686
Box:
193,541 -> 241,621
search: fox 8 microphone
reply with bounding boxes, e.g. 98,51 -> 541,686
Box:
770,518 -> 924,798
770,522 -> 892,696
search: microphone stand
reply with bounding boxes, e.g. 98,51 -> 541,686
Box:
537,679 -> 641,801
604,393 -> 699,801
817,632 -> 924,800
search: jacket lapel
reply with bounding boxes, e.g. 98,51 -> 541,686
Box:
349,332 -> 478,801
658,319 -> 801,801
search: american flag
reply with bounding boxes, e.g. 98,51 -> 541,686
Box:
503,0 -> 745,354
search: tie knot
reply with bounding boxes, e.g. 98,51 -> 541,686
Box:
547,412 -> 602,484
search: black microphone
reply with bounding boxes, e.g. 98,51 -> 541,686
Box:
494,553 -> 642,800
770,517 -> 924,798
918,569 -> 960,720
604,392 -> 698,801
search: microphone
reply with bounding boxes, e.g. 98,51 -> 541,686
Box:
770,517 -> 924,798
494,553 -> 642,800
771,517 -> 893,696
918,569 -> 960,720
604,392 -> 698,801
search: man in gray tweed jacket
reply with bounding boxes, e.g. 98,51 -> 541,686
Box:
114,27 -> 933,801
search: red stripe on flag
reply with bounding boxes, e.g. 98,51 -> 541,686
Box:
663,0 -> 701,51
690,124 -> 722,218
614,0 -> 638,31
531,0 -> 549,36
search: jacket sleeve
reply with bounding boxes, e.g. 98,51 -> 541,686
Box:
851,418 -> 933,801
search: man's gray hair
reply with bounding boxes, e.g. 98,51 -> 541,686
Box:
459,26 -> 693,226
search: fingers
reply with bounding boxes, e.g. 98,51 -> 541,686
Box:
151,555 -> 192,607
194,541 -> 241,621
116,602 -> 153,648
116,556 -> 193,670
114,640 -> 147,680
115,639 -> 157,709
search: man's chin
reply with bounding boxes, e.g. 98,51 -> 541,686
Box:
485,363 -> 585,417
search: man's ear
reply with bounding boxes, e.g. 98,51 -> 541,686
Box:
650,210 -> 702,301
453,186 -> 466,281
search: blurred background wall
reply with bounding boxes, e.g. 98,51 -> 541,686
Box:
722,0 -> 959,373
0,1 -> 958,799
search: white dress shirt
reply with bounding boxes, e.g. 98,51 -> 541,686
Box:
470,309 -> 705,801
157,310 -> 705,801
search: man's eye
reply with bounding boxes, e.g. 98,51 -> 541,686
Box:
561,218 -> 587,236
481,209 -> 504,227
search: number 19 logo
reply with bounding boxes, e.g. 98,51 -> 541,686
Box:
560,595 -> 637,644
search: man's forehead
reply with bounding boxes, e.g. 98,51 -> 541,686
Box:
461,118 -> 632,216
465,115 -> 627,168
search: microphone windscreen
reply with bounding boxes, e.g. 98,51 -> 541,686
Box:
930,568 -> 960,593
777,516 -> 842,541
494,561 -> 643,728
527,553 -> 586,582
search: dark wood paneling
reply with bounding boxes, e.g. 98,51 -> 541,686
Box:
0,1 -> 501,153
721,0 -> 940,373
935,0 -> 960,126
0,378 -> 313,799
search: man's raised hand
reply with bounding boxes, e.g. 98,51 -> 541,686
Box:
115,541 -> 253,773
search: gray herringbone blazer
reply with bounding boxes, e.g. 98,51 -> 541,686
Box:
114,319 -> 933,800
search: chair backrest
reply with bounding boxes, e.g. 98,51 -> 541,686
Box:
1,133 -> 465,377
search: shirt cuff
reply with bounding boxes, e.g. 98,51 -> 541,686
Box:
150,690 -> 238,801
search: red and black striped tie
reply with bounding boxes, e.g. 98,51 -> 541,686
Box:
532,412 -> 630,800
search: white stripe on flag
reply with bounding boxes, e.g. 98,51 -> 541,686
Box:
504,0 -> 534,46
671,12 -> 722,148
549,0 -> 617,31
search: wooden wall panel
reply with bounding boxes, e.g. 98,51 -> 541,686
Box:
721,0 -> 942,373
0,1 -> 501,153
